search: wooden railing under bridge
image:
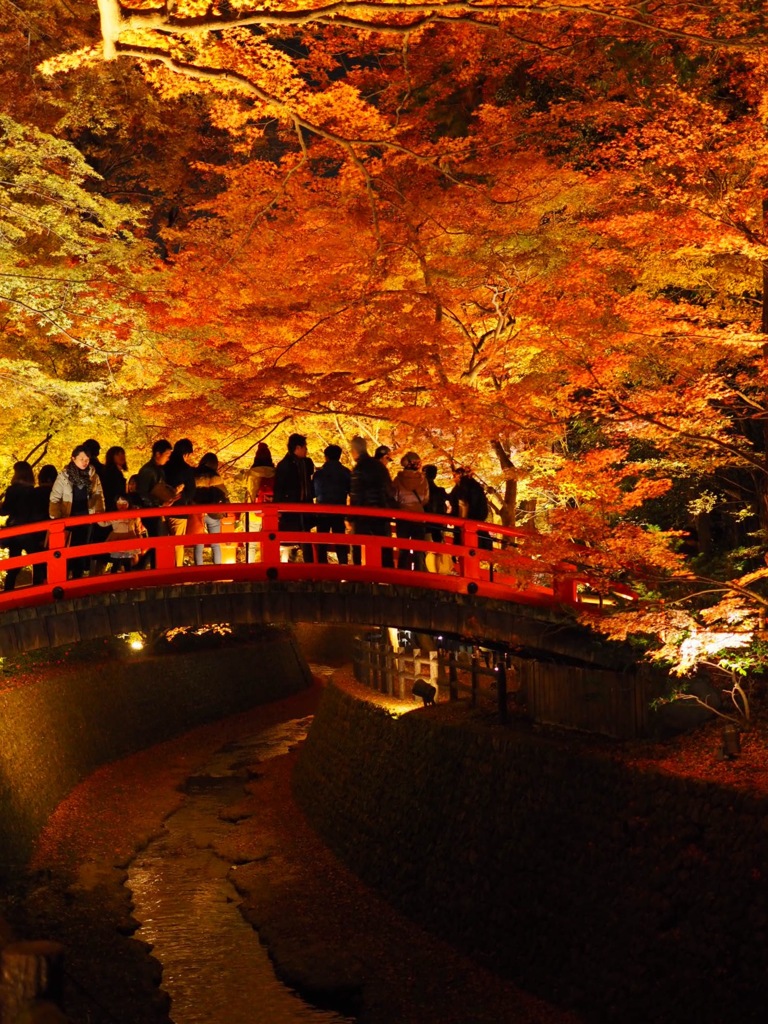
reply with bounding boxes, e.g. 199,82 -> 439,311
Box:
352,634 -> 651,739
0,502 -> 638,613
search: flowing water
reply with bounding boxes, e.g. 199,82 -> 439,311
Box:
127,719 -> 354,1024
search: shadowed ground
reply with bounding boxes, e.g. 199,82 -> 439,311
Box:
9,681 -> 578,1024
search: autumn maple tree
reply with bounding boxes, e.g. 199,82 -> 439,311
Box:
4,0 -> 768,676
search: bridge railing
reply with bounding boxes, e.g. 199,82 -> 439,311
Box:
0,502 -> 636,612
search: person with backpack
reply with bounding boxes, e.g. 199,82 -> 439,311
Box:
449,466 -> 492,550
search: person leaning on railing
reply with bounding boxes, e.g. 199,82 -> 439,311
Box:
423,464 -> 453,574
105,496 -> 145,573
392,451 -> 429,572
29,464 -> 58,586
244,443 -> 275,562
189,453 -> 229,566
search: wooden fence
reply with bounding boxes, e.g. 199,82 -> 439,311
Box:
352,637 -> 650,739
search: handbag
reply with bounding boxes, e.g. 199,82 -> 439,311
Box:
150,480 -> 178,506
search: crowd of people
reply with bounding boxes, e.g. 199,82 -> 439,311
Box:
0,433 -> 490,590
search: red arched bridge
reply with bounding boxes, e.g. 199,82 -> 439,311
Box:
0,503 -> 636,657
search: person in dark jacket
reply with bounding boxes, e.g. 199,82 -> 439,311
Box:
423,464 -> 452,573
1,461 -> 36,590
29,464 -> 58,586
313,444 -> 351,565
82,439 -> 110,574
135,439 -> 175,568
449,466 -> 492,550
349,437 -> 395,568
82,439 -> 106,490
164,438 -> 197,567
102,446 -> 129,511
274,433 -> 315,562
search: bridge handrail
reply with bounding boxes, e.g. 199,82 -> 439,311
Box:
0,501 -> 636,612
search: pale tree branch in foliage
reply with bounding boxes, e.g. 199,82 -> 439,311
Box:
676,668 -> 751,727
270,306 -> 355,368
577,359 -> 768,477
0,199 -> 70,247
95,1 -> 768,56
0,271 -> 115,285
342,142 -> 382,241
19,432 -> 53,468
230,416 -> 292,465
99,46 -> 466,199
0,293 -> 123,366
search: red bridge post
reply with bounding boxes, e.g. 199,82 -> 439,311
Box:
259,506 -> 281,567
46,521 -> 68,585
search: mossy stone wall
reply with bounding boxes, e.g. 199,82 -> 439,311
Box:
293,683 -> 768,1024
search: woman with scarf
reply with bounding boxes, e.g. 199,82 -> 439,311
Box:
49,444 -> 105,578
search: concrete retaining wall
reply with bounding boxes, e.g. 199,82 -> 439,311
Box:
293,683 -> 768,1024
0,627 -> 311,874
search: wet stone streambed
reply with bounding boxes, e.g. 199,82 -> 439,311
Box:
127,720 -> 354,1024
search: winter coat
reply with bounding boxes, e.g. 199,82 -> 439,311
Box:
350,454 -> 395,509
392,468 -> 429,513
449,476 -> 488,522
1,483 -> 36,527
274,454 -> 315,504
245,465 -> 275,503
165,455 -> 197,507
135,460 -> 169,508
425,480 -> 449,516
49,465 -> 104,519
313,460 -> 352,505
194,468 -> 229,504
102,463 -> 127,511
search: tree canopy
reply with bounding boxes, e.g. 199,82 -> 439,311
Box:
4,0 -> 768,674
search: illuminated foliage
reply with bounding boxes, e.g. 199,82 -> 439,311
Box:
3,1 -> 768,670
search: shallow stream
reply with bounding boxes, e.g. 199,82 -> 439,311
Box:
127,719 -> 353,1024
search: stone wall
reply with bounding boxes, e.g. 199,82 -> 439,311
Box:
293,683 -> 768,1024
0,627 -> 311,874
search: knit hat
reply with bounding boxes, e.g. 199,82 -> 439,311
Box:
252,442 -> 273,468
351,436 -> 368,455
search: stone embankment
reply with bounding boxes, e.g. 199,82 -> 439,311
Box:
0,627 -> 311,871
293,678 -> 768,1024
0,626 -> 312,1022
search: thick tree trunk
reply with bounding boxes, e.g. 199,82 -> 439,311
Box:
490,440 -> 518,528
757,196 -> 768,534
